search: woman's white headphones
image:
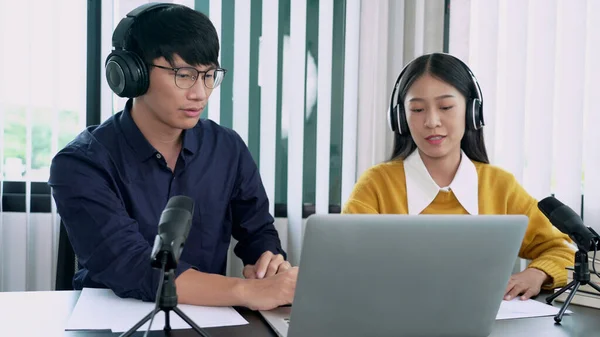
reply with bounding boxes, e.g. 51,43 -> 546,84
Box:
388,53 -> 485,135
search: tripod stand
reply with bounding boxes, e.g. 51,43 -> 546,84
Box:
546,250 -> 600,323
120,269 -> 210,337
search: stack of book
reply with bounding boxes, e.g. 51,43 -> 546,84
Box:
553,256 -> 600,309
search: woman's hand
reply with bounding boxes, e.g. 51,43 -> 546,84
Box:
504,268 -> 549,301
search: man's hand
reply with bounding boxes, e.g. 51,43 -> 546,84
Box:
240,266 -> 299,311
243,251 -> 292,279
504,268 -> 549,301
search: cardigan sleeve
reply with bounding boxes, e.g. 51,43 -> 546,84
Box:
342,168 -> 381,214
507,176 -> 575,289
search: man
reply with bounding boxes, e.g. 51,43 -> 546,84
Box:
48,3 -> 296,311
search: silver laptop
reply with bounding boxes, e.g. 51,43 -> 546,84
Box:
260,214 -> 528,337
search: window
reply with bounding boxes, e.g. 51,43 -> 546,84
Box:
0,0 -> 88,292
0,0 -> 87,183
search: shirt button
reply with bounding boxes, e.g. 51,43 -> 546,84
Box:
156,153 -> 162,159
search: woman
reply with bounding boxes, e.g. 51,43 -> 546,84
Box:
343,53 -> 574,301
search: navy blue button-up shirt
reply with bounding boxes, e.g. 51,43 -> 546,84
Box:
49,99 -> 285,301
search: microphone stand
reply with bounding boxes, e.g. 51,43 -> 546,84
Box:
120,260 -> 210,337
546,241 -> 600,323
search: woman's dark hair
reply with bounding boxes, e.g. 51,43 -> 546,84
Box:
125,5 -> 220,67
389,53 -> 489,164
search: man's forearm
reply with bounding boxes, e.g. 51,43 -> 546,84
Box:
175,268 -> 247,307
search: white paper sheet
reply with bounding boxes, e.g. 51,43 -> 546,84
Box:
66,288 -> 248,332
496,297 -> 572,320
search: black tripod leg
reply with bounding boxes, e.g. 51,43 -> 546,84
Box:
119,307 -> 161,337
172,306 -> 211,337
588,280 -> 600,293
546,280 -> 576,304
165,309 -> 171,332
554,282 -> 581,324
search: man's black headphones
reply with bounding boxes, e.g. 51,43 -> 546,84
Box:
388,53 -> 484,135
105,2 -> 179,98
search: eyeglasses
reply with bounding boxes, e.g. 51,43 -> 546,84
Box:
149,64 -> 227,89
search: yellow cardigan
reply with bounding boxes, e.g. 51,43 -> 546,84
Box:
343,159 -> 575,289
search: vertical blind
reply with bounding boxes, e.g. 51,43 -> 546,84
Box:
449,0 -> 600,232
191,0 -> 360,266
354,0 -> 446,178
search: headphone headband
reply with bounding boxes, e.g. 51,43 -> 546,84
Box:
388,53 -> 484,134
461,59 -> 483,103
111,3 -> 174,50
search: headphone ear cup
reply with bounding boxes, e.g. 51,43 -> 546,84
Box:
397,105 -> 410,135
105,50 -> 149,98
466,98 -> 483,130
388,106 -> 397,132
473,98 -> 484,129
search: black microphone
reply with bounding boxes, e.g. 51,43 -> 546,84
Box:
538,196 -> 599,252
150,195 -> 195,270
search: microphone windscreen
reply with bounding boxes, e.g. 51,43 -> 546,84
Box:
165,195 -> 194,214
537,196 -> 596,252
538,196 -> 562,216
152,195 -> 195,269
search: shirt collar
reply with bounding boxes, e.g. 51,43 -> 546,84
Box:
181,128 -> 199,157
117,99 -> 199,162
404,150 -> 479,215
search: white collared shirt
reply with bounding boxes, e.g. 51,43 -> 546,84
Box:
403,150 -> 479,215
